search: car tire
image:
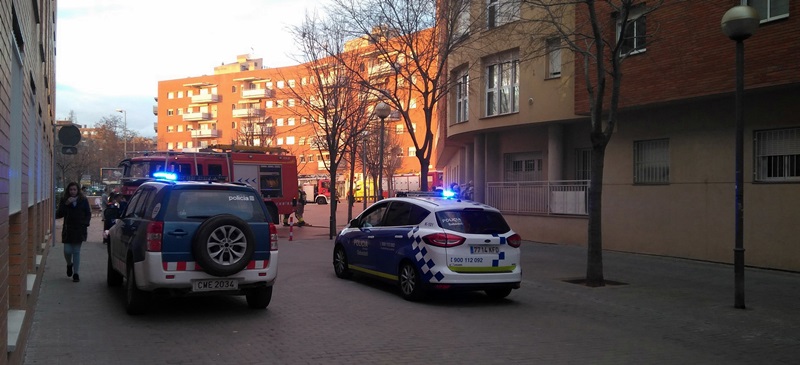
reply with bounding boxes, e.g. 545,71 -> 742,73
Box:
192,214 -> 256,277
245,286 -> 273,309
316,196 -> 327,205
125,262 -> 150,315
107,254 -> 123,287
485,287 -> 513,300
398,261 -> 424,301
333,245 -> 351,279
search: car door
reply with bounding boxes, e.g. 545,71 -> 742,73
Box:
112,187 -> 153,264
370,201 -> 416,277
340,201 -> 389,270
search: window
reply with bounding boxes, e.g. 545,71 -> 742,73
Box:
277,80 -> 285,88
575,148 -> 592,180
409,98 -> 417,109
633,139 -> 670,184
167,109 -> 174,116
167,142 -> 174,150
266,100 -> 273,108
396,124 -> 404,134
188,90 -> 193,97
487,0 -> 517,29
178,108 -> 183,115
755,127 -> 800,182
289,79 -> 296,87
177,142 -> 184,149
301,117 -> 308,124
454,69 -> 469,123
277,118 -> 284,126
408,147 -> 416,157
277,137 -> 284,145
299,137 -> 306,145
288,117 -> 296,126
231,86 -> 236,93
748,0 -> 789,22
288,99 -> 296,107
286,136 -> 295,145
308,154 -> 314,162
300,155 -> 306,163
546,37 -> 562,78
168,92 -> 174,99
301,77 -> 307,85
616,5 -> 647,55
167,125 -> 174,132
177,125 -> 184,132
178,91 -> 184,98
504,152 -> 542,181
277,100 -> 284,107
454,0 -> 471,38
485,53 -> 519,116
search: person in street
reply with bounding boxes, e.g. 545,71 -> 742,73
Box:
295,187 -> 309,226
102,192 -> 124,244
100,188 -> 109,220
55,182 -> 92,282
450,182 -> 461,198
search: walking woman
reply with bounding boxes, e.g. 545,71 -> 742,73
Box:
55,182 -> 92,282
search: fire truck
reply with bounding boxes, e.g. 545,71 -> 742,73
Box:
117,145 -> 298,223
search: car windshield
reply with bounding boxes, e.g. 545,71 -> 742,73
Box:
165,189 -> 267,222
436,209 -> 511,235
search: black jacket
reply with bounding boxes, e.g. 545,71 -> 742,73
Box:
56,196 -> 91,244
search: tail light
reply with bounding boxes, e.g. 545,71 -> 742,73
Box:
269,223 -> 278,251
422,233 -> 465,247
507,233 -> 522,248
146,221 -> 164,251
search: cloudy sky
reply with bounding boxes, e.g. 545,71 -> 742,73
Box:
56,0 -> 321,137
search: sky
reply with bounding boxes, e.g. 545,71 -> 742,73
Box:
56,0 -> 322,137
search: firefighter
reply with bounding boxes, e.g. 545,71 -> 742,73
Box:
295,187 -> 308,226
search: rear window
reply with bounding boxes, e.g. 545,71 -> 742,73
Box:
164,189 -> 267,222
436,209 -> 511,234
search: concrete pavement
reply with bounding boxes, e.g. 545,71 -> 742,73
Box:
22,203 -> 800,364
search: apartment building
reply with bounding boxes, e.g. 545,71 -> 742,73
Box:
156,47 -> 434,189
0,0 -> 58,363
437,0 -> 800,271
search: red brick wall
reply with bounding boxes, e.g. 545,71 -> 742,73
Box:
575,0 -> 800,114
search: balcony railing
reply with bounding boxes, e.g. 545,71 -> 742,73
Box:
232,108 -> 265,118
190,129 -> 220,138
191,94 -> 221,103
486,180 -> 589,215
182,112 -> 212,121
242,89 -> 275,99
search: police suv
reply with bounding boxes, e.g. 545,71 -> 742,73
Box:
107,173 -> 278,314
333,194 -> 522,300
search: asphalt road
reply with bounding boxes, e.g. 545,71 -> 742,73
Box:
23,203 -> 800,364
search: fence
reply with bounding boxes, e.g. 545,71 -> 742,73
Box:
486,180 -> 589,215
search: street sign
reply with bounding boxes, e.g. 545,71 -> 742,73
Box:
58,125 -> 81,146
61,146 -> 78,155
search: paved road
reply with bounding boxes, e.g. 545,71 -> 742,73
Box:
23,203 -> 800,364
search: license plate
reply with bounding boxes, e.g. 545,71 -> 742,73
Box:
471,245 -> 499,254
192,279 -> 238,292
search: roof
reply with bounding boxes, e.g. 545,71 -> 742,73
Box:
380,196 -> 499,212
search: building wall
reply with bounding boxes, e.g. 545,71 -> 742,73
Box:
1,0 -> 58,363
437,1 -> 800,271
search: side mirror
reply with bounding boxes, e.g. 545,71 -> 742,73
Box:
349,219 -> 359,228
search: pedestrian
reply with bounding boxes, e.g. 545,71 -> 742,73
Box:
450,182 -> 461,198
462,180 -> 474,200
102,192 -> 123,245
100,188 -> 109,220
55,182 -> 92,282
295,187 -> 309,226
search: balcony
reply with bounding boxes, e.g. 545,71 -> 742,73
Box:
153,122 -> 158,133
242,88 -> 275,99
191,93 -> 221,104
191,129 -> 220,138
183,112 -> 212,121
232,108 -> 265,118
152,105 -> 158,116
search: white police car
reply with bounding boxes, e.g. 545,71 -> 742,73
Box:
333,195 -> 521,300
107,172 -> 278,314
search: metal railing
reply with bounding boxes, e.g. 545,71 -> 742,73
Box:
486,180 -> 589,215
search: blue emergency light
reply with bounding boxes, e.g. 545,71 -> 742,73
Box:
152,171 -> 178,181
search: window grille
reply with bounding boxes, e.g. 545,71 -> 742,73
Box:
754,127 -> 800,182
633,139 -> 669,184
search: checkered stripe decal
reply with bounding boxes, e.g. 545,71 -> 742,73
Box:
407,227 -> 446,283
162,260 -> 269,271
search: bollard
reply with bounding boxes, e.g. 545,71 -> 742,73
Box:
288,216 -> 294,241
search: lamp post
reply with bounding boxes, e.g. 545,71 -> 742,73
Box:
721,5 -> 759,310
375,102 -> 391,201
116,109 -> 127,155
362,130 -> 368,210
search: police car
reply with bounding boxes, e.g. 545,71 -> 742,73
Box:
333,194 -> 522,300
106,172 -> 278,315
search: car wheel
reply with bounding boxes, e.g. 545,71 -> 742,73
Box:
245,286 -> 273,309
485,287 -> 513,300
107,254 -> 123,287
316,196 -> 327,204
333,245 -> 351,279
125,262 -> 150,315
192,214 -> 256,277
398,261 -> 424,301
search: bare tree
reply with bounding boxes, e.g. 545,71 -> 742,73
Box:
518,0 -> 667,286
287,11 -> 375,238
325,0 -> 474,191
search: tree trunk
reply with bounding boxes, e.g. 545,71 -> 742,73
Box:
347,147 -> 356,222
586,139 -> 607,287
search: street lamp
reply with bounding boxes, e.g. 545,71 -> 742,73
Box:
375,102 -> 391,201
721,5 -> 759,310
116,109 -> 127,155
